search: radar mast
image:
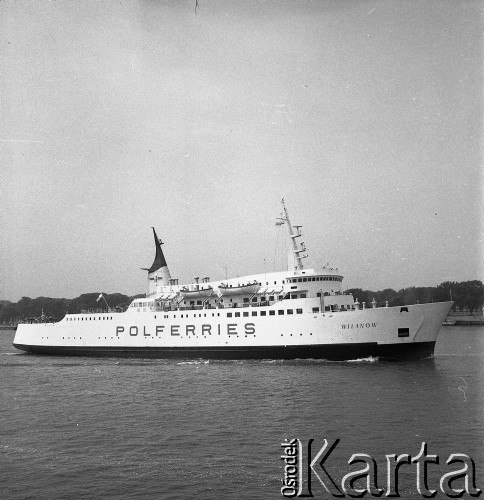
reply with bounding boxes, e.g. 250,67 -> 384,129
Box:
276,199 -> 308,272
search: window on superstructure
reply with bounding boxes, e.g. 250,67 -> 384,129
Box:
317,293 -> 321,297
312,307 -> 319,313
252,297 -> 257,302
243,298 -> 249,303
261,311 -> 266,316
287,309 -> 293,314
300,294 -> 306,298
269,310 -> 275,316
278,310 -> 284,315
227,313 -> 232,318
269,296 -> 274,301
252,311 -> 257,316
296,308 -> 303,314
235,312 -> 240,317
243,312 -> 249,317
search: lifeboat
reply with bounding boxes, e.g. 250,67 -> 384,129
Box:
218,282 -> 260,296
180,286 -> 213,299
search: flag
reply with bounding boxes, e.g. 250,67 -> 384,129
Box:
96,293 -> 103,302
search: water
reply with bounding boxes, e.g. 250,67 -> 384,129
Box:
1,327 -> 482,499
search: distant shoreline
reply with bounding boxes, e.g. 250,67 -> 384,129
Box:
443,319 -> 484,326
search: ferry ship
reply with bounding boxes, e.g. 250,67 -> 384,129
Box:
13,201 -> 452,361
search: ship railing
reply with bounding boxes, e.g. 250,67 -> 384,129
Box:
81,308 -> 124,314
152,298 -> 306,313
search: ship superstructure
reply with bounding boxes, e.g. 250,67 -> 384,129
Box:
13,201 -> 452,361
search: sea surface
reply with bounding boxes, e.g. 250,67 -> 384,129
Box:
0,326 -> 482,499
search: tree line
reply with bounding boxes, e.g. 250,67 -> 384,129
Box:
0,280 -> 482,324
0,293 -> 143,324
347,280 -> 483,313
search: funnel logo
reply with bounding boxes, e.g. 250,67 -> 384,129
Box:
280,439 -> 481,498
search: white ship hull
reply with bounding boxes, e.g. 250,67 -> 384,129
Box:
13,301 -> 452,361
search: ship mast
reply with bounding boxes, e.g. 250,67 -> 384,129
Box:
276,199 -> 307,272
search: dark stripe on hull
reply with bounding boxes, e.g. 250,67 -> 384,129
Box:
13,341 -> 436,361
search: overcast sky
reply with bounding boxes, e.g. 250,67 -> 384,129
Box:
1,0 -> 482,301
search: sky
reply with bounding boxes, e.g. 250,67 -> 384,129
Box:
0,0 -> 482,301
